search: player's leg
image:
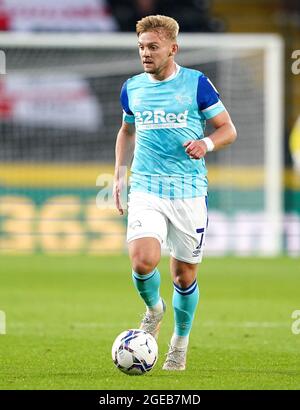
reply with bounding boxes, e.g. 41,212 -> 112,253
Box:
128,237 -> 166,339
162,258 -> 199,370
129,236 -> 161,307
163,195 -> 207,370
127,192 -> 168,338
170,258 -> 199,349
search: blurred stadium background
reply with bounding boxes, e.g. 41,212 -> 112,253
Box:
0,0 -> 299,256
0,0 -> 300,391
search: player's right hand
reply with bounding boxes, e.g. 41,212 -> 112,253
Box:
113,179 -> 124,215
183,140 -> 207,159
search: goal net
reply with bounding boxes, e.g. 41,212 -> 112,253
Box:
0,33 -> 284,255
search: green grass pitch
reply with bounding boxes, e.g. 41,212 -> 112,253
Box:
0,255 -> 299,390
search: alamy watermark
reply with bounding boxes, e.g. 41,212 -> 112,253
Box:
0,310 -> 6,335
291,310 -> 300,335
96,166 -> 206,211
291,50 -> 300,75
0,50 -> 6,74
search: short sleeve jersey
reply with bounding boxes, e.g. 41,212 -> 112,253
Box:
120,65 -> 225,198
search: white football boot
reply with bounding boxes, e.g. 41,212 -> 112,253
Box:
139,299 -> 166,340
162,345 -> 187,371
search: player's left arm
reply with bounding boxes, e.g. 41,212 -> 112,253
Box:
184,110 -> 237,159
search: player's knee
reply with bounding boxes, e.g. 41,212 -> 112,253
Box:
174,276 -> 190,289
131,254 -> 158,275
173,270 -> 196,289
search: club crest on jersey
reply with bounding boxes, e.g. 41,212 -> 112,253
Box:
135,109 -> 188,129
130,220 -> 142,230
175,94 -> 192,105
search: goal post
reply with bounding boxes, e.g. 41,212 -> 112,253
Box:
0,32 -> 284,255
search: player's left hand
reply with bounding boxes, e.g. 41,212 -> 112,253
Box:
183,140 -> 207,159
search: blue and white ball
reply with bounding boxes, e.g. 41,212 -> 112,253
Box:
111,329 -> 158,375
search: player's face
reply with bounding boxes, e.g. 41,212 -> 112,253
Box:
138,31 -> 177,76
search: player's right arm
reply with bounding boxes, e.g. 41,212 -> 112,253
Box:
113,121 -> 135,215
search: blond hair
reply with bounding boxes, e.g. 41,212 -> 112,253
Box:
136,15 -> 179,41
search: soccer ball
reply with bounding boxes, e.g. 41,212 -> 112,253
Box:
111,329 -> 158,375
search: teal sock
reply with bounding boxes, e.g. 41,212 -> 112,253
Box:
132,268 -> 161,308
172,280 -> 199,337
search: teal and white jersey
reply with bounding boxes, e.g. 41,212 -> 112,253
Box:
120,64 -> 225,198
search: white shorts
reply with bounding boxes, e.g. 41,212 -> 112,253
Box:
127,191 -> 208,264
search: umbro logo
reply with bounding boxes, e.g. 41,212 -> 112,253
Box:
132,97 -> 142,106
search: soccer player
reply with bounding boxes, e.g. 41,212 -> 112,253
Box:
113,15 -> 237,370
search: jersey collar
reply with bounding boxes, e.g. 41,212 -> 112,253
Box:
146,63 -> 181,83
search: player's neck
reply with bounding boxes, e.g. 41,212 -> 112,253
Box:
150,62 -> 177,82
